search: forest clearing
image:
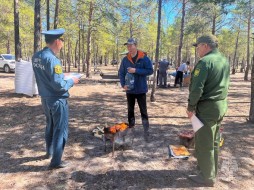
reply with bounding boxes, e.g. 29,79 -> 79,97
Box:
0,65 -> 253,189
1,0 -> 254,189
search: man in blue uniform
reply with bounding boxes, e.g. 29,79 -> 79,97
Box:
32,28 -> 79,169
119,38 -> 153,142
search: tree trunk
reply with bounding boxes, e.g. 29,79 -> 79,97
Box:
232,30 -> 240,74
74,39 -> 78,68
86,1 -> 93,78
78,24 -> 81,73
249,56 -> 254,122
63,42 -> 66,72
82,27 -> 85,72
236,57 -> 239,70
244,0 -> 251,81
68,38 -> 71,72
14,0 -> 22,61
177,0 -> 186,67
241,58 -> 245,73
116,37 -> 119,70
46,0 -> 50,30
6,34 -> 10,54
129,2 -> 133,37
23,40 -> 27,60
54,0 -> 59,29
151,42 -> 154,61
212,13 -> 216,35
64,49 -> 66,69
175,47 -> 178,68
194,33 -> 198,64
95,45 -> 99,69
104,55 -> 106,66
150,0 -> 162,102
34,0 -> 41,53
100,56 -> 103,65
249,5 -> 254,122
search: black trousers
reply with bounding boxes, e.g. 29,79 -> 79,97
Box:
159,71 -> 167,86
174,71 -> 183,86
126,93 -> 149,130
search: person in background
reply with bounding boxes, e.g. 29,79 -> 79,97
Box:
186,34 -> 230,186
158,58 -> 169,88
174,61 -> 190,87
118,38 -> 153,142
32,28 -> 79,169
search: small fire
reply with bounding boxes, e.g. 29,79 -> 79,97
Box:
104,123 -> 129,134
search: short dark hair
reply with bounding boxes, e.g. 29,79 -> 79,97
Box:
186,61 -> 190,65
45,38 -> 56,44
45,34 -> 62,44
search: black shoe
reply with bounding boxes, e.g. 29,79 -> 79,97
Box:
48,161 -> 68,170
188,174 -> 215,187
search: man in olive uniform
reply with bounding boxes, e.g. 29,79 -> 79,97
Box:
32,28 -> 79,169
186,34 -> 230,186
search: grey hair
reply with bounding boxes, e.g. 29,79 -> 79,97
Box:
207,42 -> 218,49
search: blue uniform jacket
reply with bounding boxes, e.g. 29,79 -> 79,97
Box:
119,50 -> 153,94
32,47 -> 74,98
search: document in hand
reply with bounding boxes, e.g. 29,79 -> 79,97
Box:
190,114 -> 204,132
64,73 -> 84,80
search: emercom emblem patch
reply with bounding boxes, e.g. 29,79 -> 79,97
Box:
54,65 -> 62,74
194,68 -> 200,77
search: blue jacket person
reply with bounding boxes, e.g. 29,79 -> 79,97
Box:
119,38 -> 153,142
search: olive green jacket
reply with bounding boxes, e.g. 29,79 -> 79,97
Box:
187,48 -> 230,112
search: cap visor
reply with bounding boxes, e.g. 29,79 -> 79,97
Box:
192,43 -> 198,47
124,42 -> 136,45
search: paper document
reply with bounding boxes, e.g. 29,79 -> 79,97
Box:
64,73 -> 84,80
190,114 -> 204,132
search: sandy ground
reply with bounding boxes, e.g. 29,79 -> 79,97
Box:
0,65 -> 253,190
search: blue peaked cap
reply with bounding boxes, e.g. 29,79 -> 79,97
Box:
42,28 -> 65,43
41,28 -> 65,35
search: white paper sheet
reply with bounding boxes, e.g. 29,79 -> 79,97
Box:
190,114 -> 204,132
64,73 -> 84,80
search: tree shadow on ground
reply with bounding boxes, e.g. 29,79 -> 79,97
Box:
0,90 -> 36,98
0,153 -> 48,173
70,169 -> 209,189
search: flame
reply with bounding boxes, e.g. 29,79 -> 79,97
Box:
108,123 -> 128,134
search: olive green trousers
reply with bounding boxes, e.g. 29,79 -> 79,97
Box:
195,100 -> 227,183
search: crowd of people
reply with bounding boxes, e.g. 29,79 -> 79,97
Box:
32,28 -> 229,187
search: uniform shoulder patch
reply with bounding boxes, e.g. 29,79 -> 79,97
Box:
54,65 -> 62,74
194,68 -> 200,77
